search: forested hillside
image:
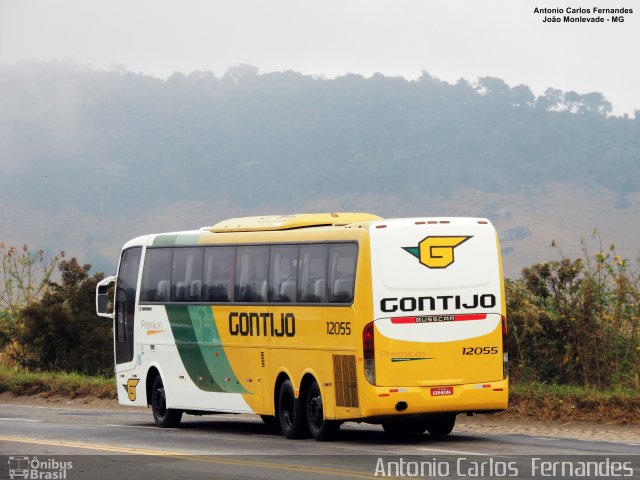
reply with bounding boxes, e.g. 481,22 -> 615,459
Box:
1,61 -> 638,276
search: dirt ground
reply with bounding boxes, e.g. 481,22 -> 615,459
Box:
455,412 -> 640,444
1,392 -> 638,444
0,391 -> 125,410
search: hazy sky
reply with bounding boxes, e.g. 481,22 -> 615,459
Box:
1,0 -> 638,114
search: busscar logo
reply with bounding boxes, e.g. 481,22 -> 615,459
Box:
403,236 -> 472,269
122,378 -> 140,401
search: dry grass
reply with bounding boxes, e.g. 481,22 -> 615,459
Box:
0,364 -> 116,399
506,382 -> 640,425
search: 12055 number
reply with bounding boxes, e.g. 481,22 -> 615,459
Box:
326,321 -> 351,335
462,346 -> 499,355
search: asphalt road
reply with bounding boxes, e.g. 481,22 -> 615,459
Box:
1,402 -> 638,479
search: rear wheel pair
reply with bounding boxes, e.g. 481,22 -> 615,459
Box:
278,378 -> 340,441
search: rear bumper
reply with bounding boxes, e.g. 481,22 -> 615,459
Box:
356,378 -> 508,419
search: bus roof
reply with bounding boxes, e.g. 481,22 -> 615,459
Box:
209,213 -> 382,233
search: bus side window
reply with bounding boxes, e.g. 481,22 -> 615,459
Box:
269,246 -> 299,303
328,243 -> 358,303
140,248 -> 173,303
171,247 -> 204,302
203,246 -> 235,302
235,246 -> 269,302
156,280 -> 170,302
298,244 -> 328,303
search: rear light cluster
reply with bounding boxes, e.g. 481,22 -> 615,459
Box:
363,321 -> 376,385
502,316 -> 509,379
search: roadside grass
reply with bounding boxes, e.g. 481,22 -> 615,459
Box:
0,364 -> 116,399
1,364 -> 638,424
507,382 -> 640,424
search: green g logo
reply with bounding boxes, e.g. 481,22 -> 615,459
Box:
403,236 -> 472,269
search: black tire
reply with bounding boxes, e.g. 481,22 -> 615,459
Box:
277,379 -> 308,439
425,414 -> 456,436
260,415 -> 279,427
151,375 -> 183,428
382,420 -> 428,436
306,380 -> 340,441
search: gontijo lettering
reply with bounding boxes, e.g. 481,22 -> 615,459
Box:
229,312 -> 295,337
380,294 -> 496,313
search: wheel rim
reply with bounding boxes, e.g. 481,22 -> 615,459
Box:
154,386 -> 167,418
308,392 -> 323,430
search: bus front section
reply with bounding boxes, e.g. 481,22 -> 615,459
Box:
364,218 -> 508,435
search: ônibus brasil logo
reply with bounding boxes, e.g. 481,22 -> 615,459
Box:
403,236 -> 472,269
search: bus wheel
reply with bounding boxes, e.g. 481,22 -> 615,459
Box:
382,420 -> 428,436
425,414 -> 456,436
277,379 -> 308,439
151,376 -> 183,428
306,381 -> 340,441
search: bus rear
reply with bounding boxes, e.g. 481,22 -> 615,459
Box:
363,217 -> 507,429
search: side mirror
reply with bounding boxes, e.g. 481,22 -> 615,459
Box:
96,275 -> 117,318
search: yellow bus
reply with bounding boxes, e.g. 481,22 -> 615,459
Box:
96,213 -> 508,440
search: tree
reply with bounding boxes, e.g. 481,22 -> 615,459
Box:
475,76 -> 511,98
536,87 -> 564,111
9,258 -> 113,375
0,243 -> 61,312
0,244 -> 62,352
510,85 -> 535,108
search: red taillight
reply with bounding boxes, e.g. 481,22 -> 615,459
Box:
363,321 -> 376,385
502,316 -> 509,379
363,322 -> 374,356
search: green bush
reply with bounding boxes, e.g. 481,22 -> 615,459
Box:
4,258 -> 113,376
507,242 -> 640,389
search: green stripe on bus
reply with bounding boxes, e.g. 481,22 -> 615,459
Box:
200,306 -> 249,394
165,305 -> 249,394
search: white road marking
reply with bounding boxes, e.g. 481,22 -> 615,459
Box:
0,417 -> 43,422
417,447 -> 487,456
